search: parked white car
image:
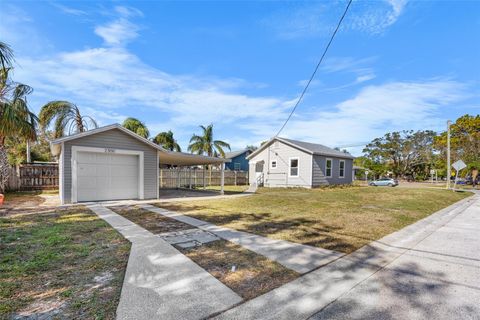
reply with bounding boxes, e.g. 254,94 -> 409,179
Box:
369,178 -> 399,187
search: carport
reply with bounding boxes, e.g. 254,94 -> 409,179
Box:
50,124 -> 228,204
157,150 -> 228,192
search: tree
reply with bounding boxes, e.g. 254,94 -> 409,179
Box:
188,124 -> 230,157
39,101 -> 97,138
434,114 -> 480,166
188,124 -> 230,184
5,132 -> 53,165
152,130 -> 181,152
0,42 -> 38,192
245,144 -> 258,151
122,117 -> 149,139
363,130 -> 436,179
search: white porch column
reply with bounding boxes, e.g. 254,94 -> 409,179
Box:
220,163 -> 225,195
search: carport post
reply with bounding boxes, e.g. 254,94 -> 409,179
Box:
220,163 -> 225,195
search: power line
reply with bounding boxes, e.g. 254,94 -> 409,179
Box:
275,0 -> 353,137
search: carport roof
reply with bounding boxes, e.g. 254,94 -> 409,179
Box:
159,151 -> 227,166
50,123 -> 228,166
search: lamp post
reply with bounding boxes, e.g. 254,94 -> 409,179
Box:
446,120 -> 452,189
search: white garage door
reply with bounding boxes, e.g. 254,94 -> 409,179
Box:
76,151 -> 139,202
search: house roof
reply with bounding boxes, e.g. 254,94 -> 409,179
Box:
224,148 -> 252,159
247,137 -> 355,160
51,123 -> 228,165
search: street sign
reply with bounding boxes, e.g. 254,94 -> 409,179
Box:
452,160 -> 466,171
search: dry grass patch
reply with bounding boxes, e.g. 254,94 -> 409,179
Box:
111,205 -> 192,234
180,240 -> 298,300
158,186 -> 470,253
0,206 -> 130,319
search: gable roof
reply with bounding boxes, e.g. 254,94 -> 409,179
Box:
50,123 -> 167,152
224,148 -> 252,159
247,137 -> 355,160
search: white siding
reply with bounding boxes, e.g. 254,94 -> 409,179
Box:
249,141 -> 312,188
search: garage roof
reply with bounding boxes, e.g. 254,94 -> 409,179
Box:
51,123 -> 228,166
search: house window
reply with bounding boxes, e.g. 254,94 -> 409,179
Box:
289,158 -> 299,177
339,160 -> 345,178
234,162 -> 241,171
325,158 -> 332,177
271,160 -> 277,169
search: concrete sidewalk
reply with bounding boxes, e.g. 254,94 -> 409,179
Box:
213,192 -> 480,320
88,205 -> 242,320
141,204 -> 343,273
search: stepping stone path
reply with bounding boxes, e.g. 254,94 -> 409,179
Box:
159,228 -> 220,248
140,204 -> 344,273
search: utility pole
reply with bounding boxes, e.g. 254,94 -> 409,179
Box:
446,120 -> 452,189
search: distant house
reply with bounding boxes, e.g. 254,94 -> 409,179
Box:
224,149 -> 254,171
247,137 -> 354,188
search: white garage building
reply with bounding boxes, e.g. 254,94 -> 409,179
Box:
51,124 -> 227,204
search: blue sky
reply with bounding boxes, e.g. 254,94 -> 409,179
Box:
1,0 -> 479,154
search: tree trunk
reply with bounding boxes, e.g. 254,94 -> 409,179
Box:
0,143 -> 10,194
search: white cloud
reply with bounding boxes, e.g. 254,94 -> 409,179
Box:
272,80 -> 468,152
265,0 -> 409,39
349,0 -> 409,34
51,3 -> 87,16
93,6 -> 143,46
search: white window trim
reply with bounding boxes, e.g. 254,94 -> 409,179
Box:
289,157 -> 299,177
71,146 -> 144,203
270,160 -> 277,169
325,158 -> 333,178
339,160 -> 345,178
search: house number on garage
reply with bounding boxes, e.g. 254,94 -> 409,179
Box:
104,148 -> 116,153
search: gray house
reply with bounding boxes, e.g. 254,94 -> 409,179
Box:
50,124 -> 227,204
247,137 -> 354,188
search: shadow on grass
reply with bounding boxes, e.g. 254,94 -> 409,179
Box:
158,203 -> 359,253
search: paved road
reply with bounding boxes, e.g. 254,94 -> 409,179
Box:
311,191 -> 480,320
215,192 -> 480,320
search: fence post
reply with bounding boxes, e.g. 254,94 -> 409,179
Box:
160,168 -> 163,188
220,163 -> 225,195
203,166 -> 206,190
234,171 -> 237,186
189,167 -> 192,189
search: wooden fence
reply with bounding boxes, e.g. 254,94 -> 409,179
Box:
6,164 -> 59,191
159,168 -> 249,188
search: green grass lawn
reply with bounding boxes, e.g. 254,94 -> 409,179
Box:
159,186 -> 470,253
0,207 -> 130,319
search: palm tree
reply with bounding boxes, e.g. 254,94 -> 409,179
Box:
0,42 -> 37,193
188,124 -> 230,185
122,117 -> 149,139
153,130 -> 181,152
39,101 -> 97,138
188,124 -> 230,157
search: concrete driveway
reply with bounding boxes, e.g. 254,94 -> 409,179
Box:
216,191 -> 480,320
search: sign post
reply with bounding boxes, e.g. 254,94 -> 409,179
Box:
452,160 -> 467,191
365,170 -> 369,185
